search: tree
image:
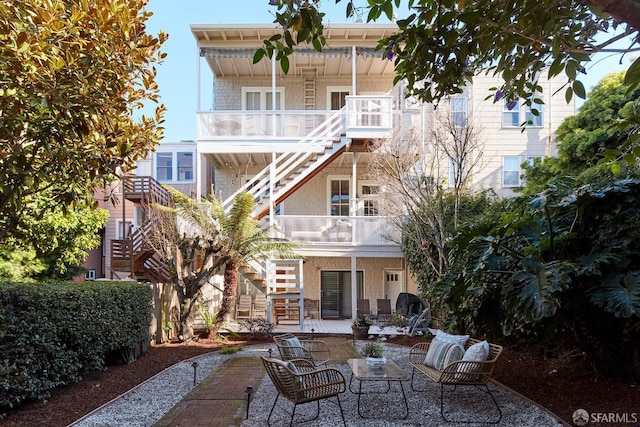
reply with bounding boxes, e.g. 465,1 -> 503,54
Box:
0,0 -> 167,241
0,195 -> 108,281
213,192 -> 300,332
523,71 -> 640,193
142,188 -> 227,341
261,1 -> 640,106
367,106 -> 488,283
143,189 -> 298,341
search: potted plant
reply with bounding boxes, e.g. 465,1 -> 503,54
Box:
361,341 -> 386,367
351,314 -> 371,340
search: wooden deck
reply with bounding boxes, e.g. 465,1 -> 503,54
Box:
273,318 -> 409,336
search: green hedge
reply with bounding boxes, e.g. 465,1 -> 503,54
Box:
0,280 -> 152,410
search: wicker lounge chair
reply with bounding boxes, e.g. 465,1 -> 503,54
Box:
273,333 -> 331,367
260,356 -> 346,426
408,337 -> 504,423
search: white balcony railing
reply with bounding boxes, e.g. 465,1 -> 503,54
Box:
197,96 -> 395,140
274,215 -> 400,245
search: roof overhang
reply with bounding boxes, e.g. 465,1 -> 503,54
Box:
190,23 -> 398,79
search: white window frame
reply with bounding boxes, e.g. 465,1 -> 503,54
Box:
326,86 -> 351,110
155,151 -> 195,183
449,96 -> 468,127
525,155 -> 543,168
241,87 -> 284,110
502,99 -> 521,128
525,97 -> 544,127
327,175 -> 351,216
116,220 -> 133,240
358,181 -> 380,217
503,156 -> 522,187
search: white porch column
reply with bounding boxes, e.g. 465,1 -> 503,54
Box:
351,45 -> 357,95
272,57 -> 277,137
269,152 -> 276,228
197,47 -> 201,112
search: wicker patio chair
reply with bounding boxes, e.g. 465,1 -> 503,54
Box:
260,356 -> 346,426
273,333 -> 331,367
408,337 -> 504,423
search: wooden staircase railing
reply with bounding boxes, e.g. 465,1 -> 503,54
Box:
110,176 -> 171,282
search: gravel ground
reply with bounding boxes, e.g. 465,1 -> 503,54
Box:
70,342 -> 564,427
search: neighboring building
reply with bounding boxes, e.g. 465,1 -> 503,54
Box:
84,23 -> 575,331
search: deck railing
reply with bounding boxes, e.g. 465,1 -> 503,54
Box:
197,96 -> 394,140
274,215 -> 400,245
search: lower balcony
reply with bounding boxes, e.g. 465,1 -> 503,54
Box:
273,215 -> 400,246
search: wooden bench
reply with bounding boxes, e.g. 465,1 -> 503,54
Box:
408,337 -> 503,424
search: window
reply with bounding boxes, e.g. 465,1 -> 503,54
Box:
503,156 -> 521,187
85,269 -> 96,280
525,155 -> 543,168
156,151 -> 195,182
116,220 -> 133,240
449,96 -> 467,127
330,178 -> 350,216
525,97 -> 544,127
177,152 -> 193,181
331,91 -> 349,110
502,99 -> 520,127
242,87 -> 283,110
359,183 -> 380,216
156,153 -> 172,181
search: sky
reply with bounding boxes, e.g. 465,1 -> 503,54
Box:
144,1 -> 632,143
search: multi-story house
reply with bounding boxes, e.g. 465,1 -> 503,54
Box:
85,22 -> 574,333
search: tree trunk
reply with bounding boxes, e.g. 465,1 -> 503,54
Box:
215,262 -> 238,331
177,296 -> 195,342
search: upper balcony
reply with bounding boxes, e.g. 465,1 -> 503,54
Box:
197,96 -> 395,142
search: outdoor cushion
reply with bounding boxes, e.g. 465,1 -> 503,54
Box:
455,340 -> 490,380
425,339 -> 465,370
281,337 -> 305,357
434,330 -> 470,347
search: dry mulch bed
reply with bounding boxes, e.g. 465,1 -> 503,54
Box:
1,334 -> 638,427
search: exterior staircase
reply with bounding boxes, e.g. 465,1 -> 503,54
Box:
222,108 -> 348,219
110,176 -> 171,282
221,112 -> 347,325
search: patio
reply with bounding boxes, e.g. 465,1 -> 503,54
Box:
72,336 -> 564,427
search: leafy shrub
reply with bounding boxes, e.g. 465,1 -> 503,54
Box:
220,345 -> 243,354
414,177 -> 640,377
0,280 -> 152,410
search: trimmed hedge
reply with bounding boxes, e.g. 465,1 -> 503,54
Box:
0,280 -> 152,410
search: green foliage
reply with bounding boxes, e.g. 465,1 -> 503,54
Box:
523,72 -> 640,193
0,280 -> 152,410
263,0 -> 639,106
425,177 -> 640,376
0,196 -> 108,280
0,0 -> 167,241
352,314 -> 372,328
220,345 -> 243,354
0,242 -> 47,281
361,341 -> 385,358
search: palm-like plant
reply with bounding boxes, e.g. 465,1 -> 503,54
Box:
144,189 -> 298,340
214,192 -> 300,332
